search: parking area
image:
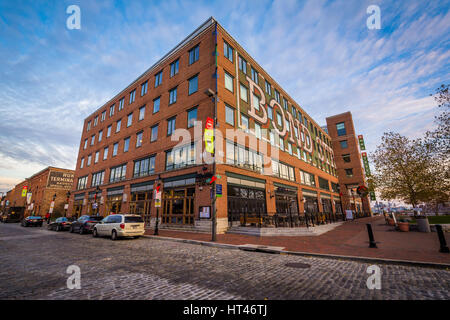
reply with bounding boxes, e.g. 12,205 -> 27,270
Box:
0,222 -> 449,300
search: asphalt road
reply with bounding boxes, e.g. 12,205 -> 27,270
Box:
0,222 -> 449,300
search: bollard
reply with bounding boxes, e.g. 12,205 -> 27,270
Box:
366,223 -> 377,248
436,225 -> 449,253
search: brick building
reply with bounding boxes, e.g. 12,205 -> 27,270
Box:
69,17 -> 368,234
1,167 -> 74,218
326,112 -> 371,214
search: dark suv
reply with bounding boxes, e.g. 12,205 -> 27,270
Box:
69,215 -> 103,234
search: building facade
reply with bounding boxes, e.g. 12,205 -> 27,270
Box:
69,17 -> 356,233
1,167 -> 74,218
326,112 -> 371,214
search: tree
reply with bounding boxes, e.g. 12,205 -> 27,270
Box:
371,132 -> 434,208
427,84 -> 450,157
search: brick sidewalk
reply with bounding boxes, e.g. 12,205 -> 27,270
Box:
145,216 -> 450,264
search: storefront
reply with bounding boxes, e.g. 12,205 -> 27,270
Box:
106,187 -> 123,215
302,189 -> 319,214
72,193 -> 84,218
162,176 -> 196,225
129,181 -> 154,225
226,173 -> 266,226
274,183 -> 299,227
320,193 -> 333,214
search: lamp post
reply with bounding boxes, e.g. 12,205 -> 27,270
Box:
64,191 -> 71,217
154,174 -> 161,235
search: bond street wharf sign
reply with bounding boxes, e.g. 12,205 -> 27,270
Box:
47,171 -> 74,189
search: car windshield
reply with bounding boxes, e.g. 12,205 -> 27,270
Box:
29,216 -> 42,220
88,216 -> 103,221
125,216 -> 144,223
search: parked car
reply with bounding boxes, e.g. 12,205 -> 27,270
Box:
48,217 -> 72,231
69,215 -> 103,234
21,216 -> 43,227
1,213 -> 22,223
92,214 -> 145,240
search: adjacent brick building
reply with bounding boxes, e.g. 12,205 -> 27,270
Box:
68,17 -> 369,234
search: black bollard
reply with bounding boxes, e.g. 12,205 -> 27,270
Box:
366,223 -> 377,248
436,225 -> 449,253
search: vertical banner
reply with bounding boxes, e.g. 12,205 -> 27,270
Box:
204,117 -> 214,154
358,135 -> 366,150
361,152 -> 371,176
22,186 -> 28,197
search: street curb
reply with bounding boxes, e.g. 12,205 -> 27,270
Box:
143,234 -> 450,270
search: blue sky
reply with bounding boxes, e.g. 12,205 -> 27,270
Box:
0,0 -> 449,192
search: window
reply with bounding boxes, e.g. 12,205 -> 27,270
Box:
167,117 -> 176,136
91,135 -> 95,146
288,143 -> 293,155
342,154 -> 351,163
340,140 -> 348,149
103,147 -> 108,160
331,182 -> 339,193
254,122 -> 261,139
94,151 -> 99,163
277,113 -> 283,127
188,75 -> 198,95
238,55 -> 247,73
300,170 -> 316,186
187,108 -> 197,128
116,119 -> 121,132
272,159 -> 295,181
110,104 -> 115,117
123,137 -> 130,152
153,97 -> 160,113
165,143 -> 196,171
170,59 -> 179,77
107,125 -> 112,137
240,84 -> 248,102
188,45 -> 199,64
275,90 -> 280,103
224,72 -> 234,92
268,105 -> 273,120
87,154 -> 92,166
112,143 -> 118,156
127,113 -> 133,127
251,67 -> 259,83
151,124 -> 158,142
225,104 -> 234,126
136,131 -> 143,148
109,164 -> 127,183
86,121 -> 91,132
129,90 -> 136,104
91,171 -> 104,187
345,168 -> 353,177
169,87 -> 177,104
336,122 -> 346,136
134,155 -> 156,177
83,139 -> 88,149
283,98 -> 288,110
154,71 -> 162,87
80,158 -> 84,169
118,98 -> 124,111
139,106 -> 145,121
224,41 -> 233,62
98,130 -> 103,142
77,176 -> 88,190
319,177 -> 329,190
226,140 -> 263,173
265,81 -> 272,95
253,94 -> 260,110
279,136 -> 284,151
141,80 -> 148,96
101,110 -> 106,122
241,114 -> 249,132
94,116 -> 98,127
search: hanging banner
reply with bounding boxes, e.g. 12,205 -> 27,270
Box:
358,135 -> 366,151
26,192 -> 32,205
361,152 -> 371,176
155,190 -> 162,208
22,186 -> 28,197
204,117 -> 214,154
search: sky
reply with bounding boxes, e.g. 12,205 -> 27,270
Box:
0,0 -> 449,193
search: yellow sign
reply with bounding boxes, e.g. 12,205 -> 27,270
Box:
21,186 -> 28,197
204,129 -> 214,154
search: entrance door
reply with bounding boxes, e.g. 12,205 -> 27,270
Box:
130,191 -> 152,225
162,187 -> 195,225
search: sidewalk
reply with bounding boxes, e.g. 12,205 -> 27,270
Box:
144,216 -> 450,266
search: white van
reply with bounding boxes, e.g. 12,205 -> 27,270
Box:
92,214 -> 145,240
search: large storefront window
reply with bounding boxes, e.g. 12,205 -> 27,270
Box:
321,197 -> 332,213
162,187 -> 195,225
226,141 -> 263,173
272,160 -> 295,181
165,143 -> 196,171
130,191 -> 153,226
275,185 -> 299,227
106,194 -> 122,215
227,184 -> 266,225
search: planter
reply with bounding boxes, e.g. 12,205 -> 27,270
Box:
416,216 -> 431,233
387,218 -> 395,226
398,222 -> 409,232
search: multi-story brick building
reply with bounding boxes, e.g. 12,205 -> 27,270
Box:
326,112 -> 371,214
69,17 -> 364,234
1,167 -> 74,219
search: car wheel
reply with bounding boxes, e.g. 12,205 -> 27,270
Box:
111,230 -> 117,241
93,228 -> 98,238
79,227 -> 84,235
69,226 -> 74,233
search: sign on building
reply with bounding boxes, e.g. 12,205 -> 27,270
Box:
47,171 -> 75,189
204,117 -> 214,154
361,152 -> 371,176
21,186 -> 28,197
358,135 -> 366,151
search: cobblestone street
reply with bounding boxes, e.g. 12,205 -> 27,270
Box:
0,223 -> 449,300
